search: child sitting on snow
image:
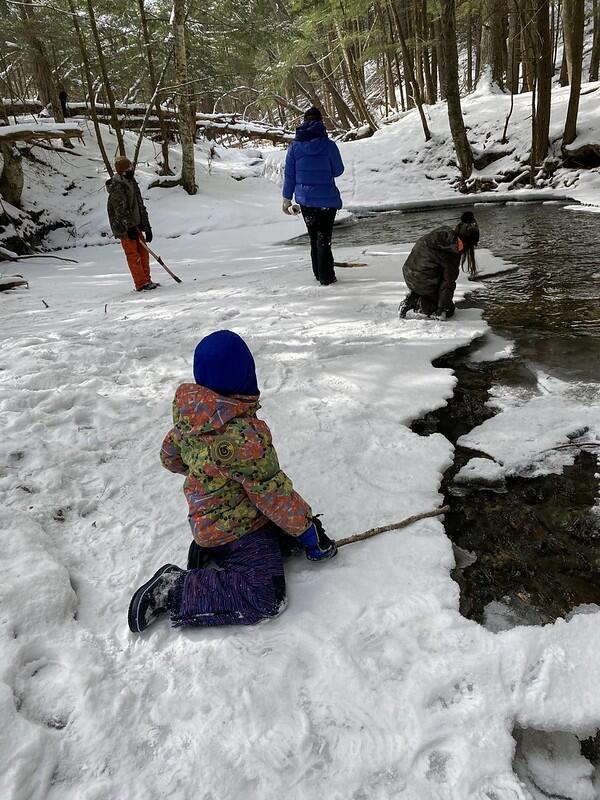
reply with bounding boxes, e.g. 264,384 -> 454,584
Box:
128,330 -> 337,633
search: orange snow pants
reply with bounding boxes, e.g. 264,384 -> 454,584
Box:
120,230 -> 151,290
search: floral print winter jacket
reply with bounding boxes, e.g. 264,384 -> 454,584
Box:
160,383 -> 313,548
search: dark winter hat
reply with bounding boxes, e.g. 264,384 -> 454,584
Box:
114,156 -> 133,174
456,211 -> 480,248
303,106 -> 323,122
193,330 -> 259,397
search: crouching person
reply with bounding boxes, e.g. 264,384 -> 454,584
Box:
128,330 -> 336,633
399,211 -> 480,321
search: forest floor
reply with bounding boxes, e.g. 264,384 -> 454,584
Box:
1,87 -> 600,799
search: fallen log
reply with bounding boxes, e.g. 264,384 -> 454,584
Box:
197,121 -> 294,144
3,99 -> 295,144
0,274 -> 29,291
0,124 -> 83,144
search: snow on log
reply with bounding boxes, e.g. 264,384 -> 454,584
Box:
0,123 -> 83,144
0,274 -> 29,291
73,112 -> 293,144
0,245 -> 19,261
196,119 -> 294,144
2,99 -> 293,144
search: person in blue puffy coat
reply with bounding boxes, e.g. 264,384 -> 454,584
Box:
282,106 -> 345,286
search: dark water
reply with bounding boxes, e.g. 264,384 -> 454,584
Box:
333,203 -> 600,382
330,203 -> 600,625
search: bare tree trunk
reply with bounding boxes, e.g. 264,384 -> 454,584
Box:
388,0 -> 431,139
0,98 -> 23,207
467,3 -> 473,91
319,50 -> 360,127
335,18 -> 378,130
386,51 -> 398,110
562,0 -> 584,145
507,4 -> 521,93
440,0 -> 473,177
474,8 -> 483,82
481,0 -> 506,87
551,0 -> 560,72
533,0 -> 552,164
403,54 -> 415,107
434,17 -> 446,99
558,49 -> 569,84
423,45 -> 435,103
136,0 -> 173,174
173,0 -> 197,194
85,0 -> 126,156
377,3 -> 398,110
430,19 -> 438,99
394,53 -> 407,110
591,0 -> 600,80
67,0 -> 113,175
421,1 -> 436,103
520,0 -> 536,90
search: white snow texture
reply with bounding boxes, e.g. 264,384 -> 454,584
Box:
2,91 -> 600,800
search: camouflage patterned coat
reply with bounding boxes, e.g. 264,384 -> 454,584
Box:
402,226 -> 461,312
106,174 -> 150,238
160,383 -> 313,547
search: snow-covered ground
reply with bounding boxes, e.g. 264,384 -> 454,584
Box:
2,126 -> 600,799
457,373 -> 600,485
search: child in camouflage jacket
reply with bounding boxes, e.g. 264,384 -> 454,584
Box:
128,330 -> 337,633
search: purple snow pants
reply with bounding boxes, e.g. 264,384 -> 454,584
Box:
168,525 -> 287,627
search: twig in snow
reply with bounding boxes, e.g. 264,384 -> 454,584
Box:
336,506 -> 450,547
16,254 -> 79,264
541,443 -> 600,453
41,298 -> 49,308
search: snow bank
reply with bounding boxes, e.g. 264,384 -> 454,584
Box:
457,374 -> 600,481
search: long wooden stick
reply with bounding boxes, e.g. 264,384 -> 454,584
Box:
16,254 -> 79,264
139,239 -> 182,283
542,442 -> 600,452
336,505 -> 450,547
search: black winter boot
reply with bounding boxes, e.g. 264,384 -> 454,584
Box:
128,564 -> 184,633
399,291 -> 419,318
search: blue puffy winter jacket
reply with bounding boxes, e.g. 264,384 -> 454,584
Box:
282,121 -> 344,209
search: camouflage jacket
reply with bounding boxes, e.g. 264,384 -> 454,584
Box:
402,226 -> 461,311
160,383 -> 313,548
106,174 -> 150,238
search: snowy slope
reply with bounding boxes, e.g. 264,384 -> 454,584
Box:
265,80 -> 600,211
2,131 -> 600,800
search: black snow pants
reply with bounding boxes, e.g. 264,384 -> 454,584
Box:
300,206 -> 337,285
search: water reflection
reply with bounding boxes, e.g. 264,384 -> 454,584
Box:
332,204 -> 600,381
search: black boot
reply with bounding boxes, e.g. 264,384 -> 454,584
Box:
399,291 -> 419,318
128,564 -> 184,633
187,540 -> 211,570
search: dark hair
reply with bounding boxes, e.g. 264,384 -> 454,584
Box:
303,106 -> 323,122
456,211 -> 479,279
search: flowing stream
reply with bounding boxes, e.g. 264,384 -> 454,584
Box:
332,202 -> 600,626
289,201 -> 600,790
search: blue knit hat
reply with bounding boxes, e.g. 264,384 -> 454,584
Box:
193,330 -> 259,396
